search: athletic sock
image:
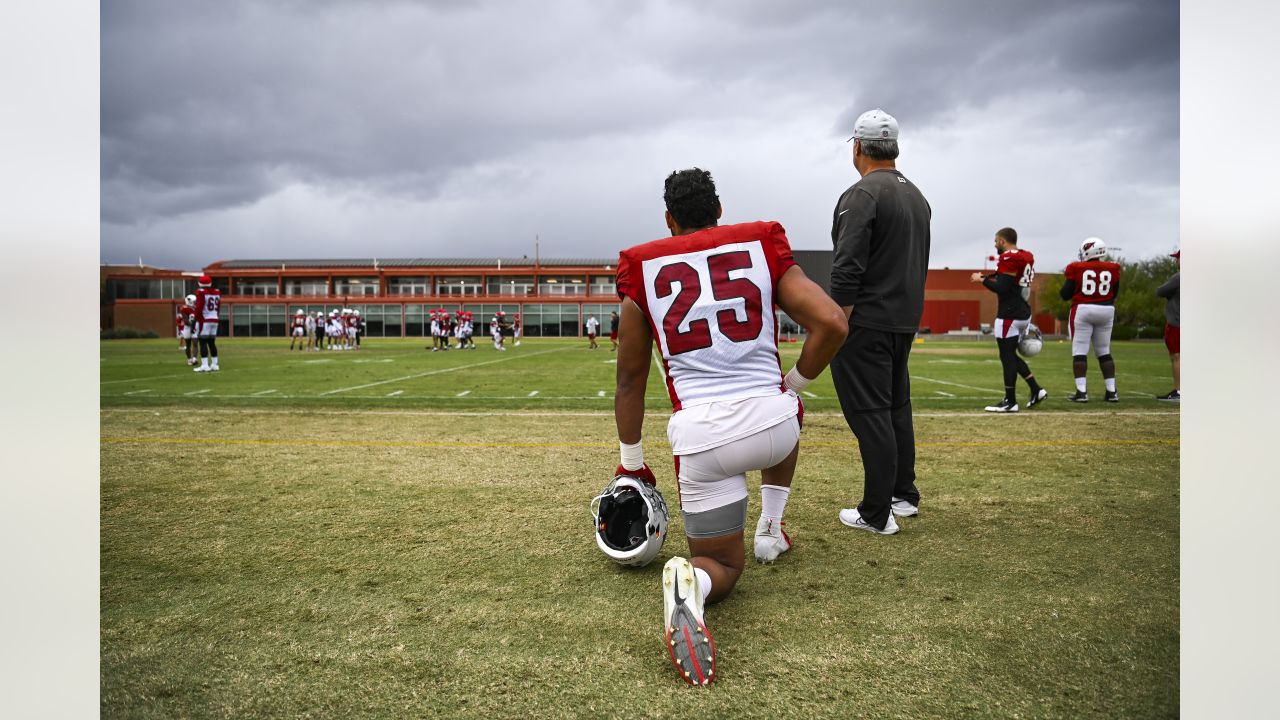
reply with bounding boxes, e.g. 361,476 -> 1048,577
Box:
1075,377 -> 1087,393
1005,386 -> 1017,404
760,484 -> 791,525
1026,375 -> 1042,393
1105,378 -> 1117,392
693,567 -> 712,601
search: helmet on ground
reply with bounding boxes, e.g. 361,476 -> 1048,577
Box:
1079,237 -> 1107,261
1018,324 -> 1044,357
185,294 -> 196,305
590,476 -> 669,567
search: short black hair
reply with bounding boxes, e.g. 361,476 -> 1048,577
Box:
664,168 -> 720,230
996,227 -> 1018,245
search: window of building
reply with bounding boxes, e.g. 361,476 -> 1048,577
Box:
234,279 -> 280,297
387,277 -> 430,296
537,276 -> 586,296
435,277 -> 483,296
284,278 -> 329,296
486,276 -> 535,296
589,275 -> 617,296
521,303 -> 581,337
230,304 -> 286,337
334,277 -> 379,296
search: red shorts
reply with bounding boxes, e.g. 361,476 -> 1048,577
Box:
609,331 -> 618,341
1163,323 -> 1179,354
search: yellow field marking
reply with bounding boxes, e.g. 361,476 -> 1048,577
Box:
102,436 -> 1178,450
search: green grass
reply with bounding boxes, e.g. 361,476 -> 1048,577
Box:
101,336 -> 1181,412
101,338 -> 1178,718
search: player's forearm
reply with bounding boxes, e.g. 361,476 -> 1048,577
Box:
614,380 -> 645,444
794,309 -> 848,381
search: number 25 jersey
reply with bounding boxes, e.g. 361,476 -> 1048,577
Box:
616,221 -> 797,412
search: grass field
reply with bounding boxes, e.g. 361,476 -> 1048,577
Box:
101,337 -> 1179,718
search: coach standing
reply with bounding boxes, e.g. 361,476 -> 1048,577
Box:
828,108 -> 931,536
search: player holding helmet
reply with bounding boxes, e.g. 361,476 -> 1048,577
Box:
610,168 -> 847,685
1061,237 -> 1123,402
971,227 -> 1047,412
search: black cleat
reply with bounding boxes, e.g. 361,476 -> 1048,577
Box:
1104,391 -> 1119,403
1027,388 -> 1048,408
984,399 -> 1019,413
1069,391 -> 1089,403
1156,390 -> 1180,402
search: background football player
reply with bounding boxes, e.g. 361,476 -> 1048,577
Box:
179,295 -> 197,365
192,275 -> 221,372
289,309 -> 307,351
1060,237 -> 1122,402
613,168 -> 847,685
971,227 -> 1047,412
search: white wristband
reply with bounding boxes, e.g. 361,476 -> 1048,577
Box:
783,366 -> 813,393
619,440 -> 645,471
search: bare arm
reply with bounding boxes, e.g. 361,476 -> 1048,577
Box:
776,265 -> 848,382
614,297 -> 653,445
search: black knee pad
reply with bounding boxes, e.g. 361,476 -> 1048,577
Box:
1097,354 -> 1113,363
1073,354 -> 1087,363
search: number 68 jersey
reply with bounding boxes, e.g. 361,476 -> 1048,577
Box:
617,221 -> 797,416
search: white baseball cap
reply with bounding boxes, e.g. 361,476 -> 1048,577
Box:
847,108 -> 899,142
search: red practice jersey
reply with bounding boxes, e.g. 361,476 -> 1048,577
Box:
1064,260 -> 1121,305
616,221 -> 797,411
995,248 -> 1036,290
193,288 -> 222,326
179,305 -> 195,327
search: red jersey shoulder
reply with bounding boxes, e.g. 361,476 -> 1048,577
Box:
997,248 -> 1033,274
617,221 -> 794,300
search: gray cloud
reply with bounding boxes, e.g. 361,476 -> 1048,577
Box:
102,0 -> 1178,270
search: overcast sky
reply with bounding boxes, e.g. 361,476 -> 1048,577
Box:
101,0 -> 1178,272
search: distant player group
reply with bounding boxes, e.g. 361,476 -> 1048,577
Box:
286,309 -> 366,352
426,310 -> 521,351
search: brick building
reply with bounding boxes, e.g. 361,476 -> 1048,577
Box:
101,253 -> 1058,338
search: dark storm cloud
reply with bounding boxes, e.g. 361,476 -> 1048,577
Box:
102,0 -> 1178,265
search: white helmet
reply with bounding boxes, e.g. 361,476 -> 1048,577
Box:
353,310 -> 360,316
590,476 -> 669,568
185,294 -> 196,306
296,309 -> 304,315
1079,237 -> 1107,261
1018,323 -> 1044,358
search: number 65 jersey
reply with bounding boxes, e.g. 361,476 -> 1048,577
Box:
617,221 -> 799,452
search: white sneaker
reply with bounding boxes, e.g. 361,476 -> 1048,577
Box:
194,366 -> 208,373
890,497 -> 919,517
753,517 -> 792,564
839,507 -> 900,535
984,399 -> 1019,413
662,557 -> 715,686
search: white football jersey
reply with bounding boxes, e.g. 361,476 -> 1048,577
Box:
617,221 -> 796,411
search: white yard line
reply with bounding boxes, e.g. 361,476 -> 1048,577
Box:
104,407 -> 1180,419
597,390 -> 607,397
934,390 -> 956,397
183,389 -> 212,396
801,391 -> 817,398
527,391 -> 539,397
102,373 -> 192,385
456,390 -> 471,397
303,359 -> 335,364
251,389 -> 278,396
123,389 -> 153,395
911,375 -> 1003,394
387,390 -> 404,397
318,348 -> 564,395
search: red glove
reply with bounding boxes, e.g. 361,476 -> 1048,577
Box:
615,463 -> 657,487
